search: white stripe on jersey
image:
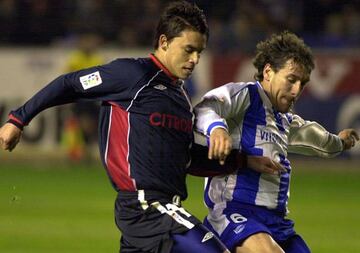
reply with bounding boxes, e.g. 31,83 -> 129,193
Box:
126,70 -> 162,111
104,106 -> 113,166
206,202 -> 230,236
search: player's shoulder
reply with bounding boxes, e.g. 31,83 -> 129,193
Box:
100,57 -> 156,81
207,81 -> 255,98
226,81 -> 256,93
109,57 -> 147,70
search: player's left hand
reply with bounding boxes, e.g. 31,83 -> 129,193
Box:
208,128 -> 232,165
338,128 -> 359,150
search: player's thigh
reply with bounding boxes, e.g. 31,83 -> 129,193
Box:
235,232 -> 284,253
280,234 -> 311,253
120,236 -> 149,253
171,224 -> 230,253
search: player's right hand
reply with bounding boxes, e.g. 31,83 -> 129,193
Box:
208,128 -> 232,165
338,128 -> 359,150
247,156 -> 287,175
0,123 -> 22,151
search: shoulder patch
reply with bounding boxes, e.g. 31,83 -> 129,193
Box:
80,71 -> 102,90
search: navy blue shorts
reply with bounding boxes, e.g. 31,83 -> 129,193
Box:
116,190 -> 228,253
204,203 -> 310,253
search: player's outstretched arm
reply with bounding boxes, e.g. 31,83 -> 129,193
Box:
207,128 -> 286,174
338,128 -> 359,150
189,146 -> 285,177
0,123 -> 22,151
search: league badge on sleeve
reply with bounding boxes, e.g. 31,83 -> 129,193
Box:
80,71 -> 102,90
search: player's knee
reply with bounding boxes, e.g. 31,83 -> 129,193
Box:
235,233 -> 284,253
236,243 -> 284,253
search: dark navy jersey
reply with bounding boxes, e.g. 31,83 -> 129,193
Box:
9,54 -> 194,199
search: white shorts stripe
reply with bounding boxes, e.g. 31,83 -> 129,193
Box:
151,201 -> 195,229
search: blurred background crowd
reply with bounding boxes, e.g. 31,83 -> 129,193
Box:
0,0 -> 359,161
1,0 -> 360,53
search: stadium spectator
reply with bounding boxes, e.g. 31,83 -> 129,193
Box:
0,2 -> 237,252
0,0 -> 17,43
194,31 -> 359,253
1,1 -> 359,50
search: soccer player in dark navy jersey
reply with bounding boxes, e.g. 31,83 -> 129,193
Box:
0,1 -> 230,253
0,1 -> 284,252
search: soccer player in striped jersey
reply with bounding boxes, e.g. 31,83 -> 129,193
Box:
194,31 -> 359,253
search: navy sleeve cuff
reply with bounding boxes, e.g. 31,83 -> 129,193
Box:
7,115 -> 24,130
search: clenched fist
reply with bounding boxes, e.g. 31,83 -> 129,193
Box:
338,128 -> 359,151
0,123 -> 22,151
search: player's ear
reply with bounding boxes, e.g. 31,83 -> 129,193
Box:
263,64 -> 274,82
158,34 -> 168,51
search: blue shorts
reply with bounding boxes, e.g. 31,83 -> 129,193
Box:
204,203 -> 310,252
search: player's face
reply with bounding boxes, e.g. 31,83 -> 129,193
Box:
162,30 -> 207,79
266,59 -> 309,113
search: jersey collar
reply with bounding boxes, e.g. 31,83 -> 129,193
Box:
149,54 -> 178,82
256,81 -> 273,108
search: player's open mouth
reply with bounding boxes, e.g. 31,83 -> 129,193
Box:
184,67 -> 193,74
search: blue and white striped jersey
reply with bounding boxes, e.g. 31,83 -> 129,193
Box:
195,81 -> 343,214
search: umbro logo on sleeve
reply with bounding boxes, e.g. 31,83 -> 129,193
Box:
153,84 -> 167,90
201,231 -> 214,243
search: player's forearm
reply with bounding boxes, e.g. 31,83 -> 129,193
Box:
288,120 -> 343,158
188,143 -> 244,177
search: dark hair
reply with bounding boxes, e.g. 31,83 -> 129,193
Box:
153,1 -> 209,49
253,31 -> 315,81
